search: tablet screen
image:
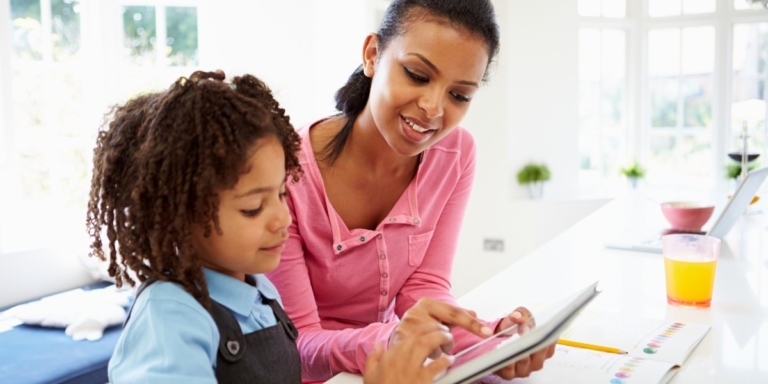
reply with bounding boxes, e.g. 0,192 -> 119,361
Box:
446,322 -> 525,375
434,282 -> 600,384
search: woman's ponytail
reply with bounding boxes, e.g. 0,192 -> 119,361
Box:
320,66 -> 372,164
334,65 -> 372,116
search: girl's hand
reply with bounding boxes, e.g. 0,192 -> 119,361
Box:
492,307 -> 556,379
363,328 -> 454,384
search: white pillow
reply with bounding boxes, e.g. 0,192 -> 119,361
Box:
7,284 -> 132,341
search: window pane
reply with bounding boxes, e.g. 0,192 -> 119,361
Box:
649,29 -> 680,77
166,7 -> 198,66
602,79 -> 624,127
51,0 -> 80,62
579,29 -> 601,81
580,82 -> 601,127
602,0 -> 626,18
12,67 -> 86,140
579,132 -> 601,170
651,80 -> 679,127
649,0 -> 681,17
122,6 -> 157,65
733,23 -> 756,75
682,26 -> 714,75
648,135 -> 677,183
578,0 -> 601,17
601,133 -> 625,175
10,0 -> 43,60
683,79 -> 713,128
734,0 -> 768,10
602,30 -> 625,79
682,0 -> 715,14
679,133 -> 713,180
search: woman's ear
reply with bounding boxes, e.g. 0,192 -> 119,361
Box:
362,33 -> 379,78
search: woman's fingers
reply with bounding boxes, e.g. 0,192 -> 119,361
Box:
423,355 -> 453,378
408,298 -> 493,338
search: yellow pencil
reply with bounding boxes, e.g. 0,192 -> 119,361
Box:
557,339 -> 628,354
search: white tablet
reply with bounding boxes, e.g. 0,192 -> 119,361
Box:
434,282 -> 600,384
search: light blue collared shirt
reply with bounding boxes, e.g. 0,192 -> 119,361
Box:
108,269 -> 281,383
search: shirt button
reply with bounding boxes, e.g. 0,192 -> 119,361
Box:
377,234 -> 382,239
359,236 -> 365,242
336,244 -> 342,251
380,291 -> 387,296
413,218 -> 420,224
381,273 -> 388,278
380,308 -> 386,312
379,254 -> 386,260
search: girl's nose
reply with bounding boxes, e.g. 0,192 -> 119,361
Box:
270,200 -> 292,232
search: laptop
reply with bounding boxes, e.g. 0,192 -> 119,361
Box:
604,166 -> 768,253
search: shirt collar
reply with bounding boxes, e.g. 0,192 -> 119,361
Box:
202,268 -> 277,317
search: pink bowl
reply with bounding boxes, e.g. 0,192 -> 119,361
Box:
660,202 -> 715,230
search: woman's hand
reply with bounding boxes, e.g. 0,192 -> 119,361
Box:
492,307 -> 556,379
364,298 -> 493,384
389,298 -> 493,358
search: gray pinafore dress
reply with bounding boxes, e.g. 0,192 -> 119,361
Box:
125,277 -> 302,383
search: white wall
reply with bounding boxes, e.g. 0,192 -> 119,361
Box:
198,0 -> 370,128
452,0 -> 587,296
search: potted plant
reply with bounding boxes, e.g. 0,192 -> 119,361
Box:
516,162 -> 551,199
725,161 -> 757,185
619,161 -> 646,189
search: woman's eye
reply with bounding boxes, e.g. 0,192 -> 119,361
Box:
450,91 -> 471,103
241,207 -> 263,217
404,67 -> 428,84
279,191 -> 289,200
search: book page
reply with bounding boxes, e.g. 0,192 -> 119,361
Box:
559,312 -> 710,365
468,345 -> 678,384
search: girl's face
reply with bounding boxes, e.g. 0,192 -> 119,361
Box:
362,19 -> 489,157
192,136 -> 291,281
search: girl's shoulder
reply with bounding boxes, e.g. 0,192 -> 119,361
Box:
130,280 -> 212,322
110,281 -> 219,381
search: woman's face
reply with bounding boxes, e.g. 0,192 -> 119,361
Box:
362,19 -> 490,157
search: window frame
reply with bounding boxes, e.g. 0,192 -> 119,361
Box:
0,0 -> 200,255
578,0 -> 768,191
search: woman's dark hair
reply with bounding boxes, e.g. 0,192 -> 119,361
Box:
86,70 -> 302,307
322,0 -> 500,163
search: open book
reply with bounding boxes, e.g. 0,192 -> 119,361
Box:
478,312 -> 710,384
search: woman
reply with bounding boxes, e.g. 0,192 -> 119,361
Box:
267,0 -> 555,381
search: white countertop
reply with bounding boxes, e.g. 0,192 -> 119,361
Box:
330,190 -> 768,383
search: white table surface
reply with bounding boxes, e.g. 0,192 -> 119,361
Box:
330,190 -> 768,383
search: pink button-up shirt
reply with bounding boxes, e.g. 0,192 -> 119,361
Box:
267,119 -> 498,382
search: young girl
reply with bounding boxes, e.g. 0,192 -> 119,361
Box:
266,0 -> 556,381
86,70 -> 491,383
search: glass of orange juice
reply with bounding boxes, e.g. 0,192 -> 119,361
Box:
662,234 -> 721,308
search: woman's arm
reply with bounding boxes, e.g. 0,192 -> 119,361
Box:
394,131 -> 502,352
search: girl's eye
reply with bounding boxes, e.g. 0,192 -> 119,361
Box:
279,190 -> 289,200
450,91 -> 471,103
404,67 -> 428,84
241,207 -> 263,217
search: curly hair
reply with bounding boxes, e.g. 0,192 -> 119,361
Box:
86,70 -> 302,307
